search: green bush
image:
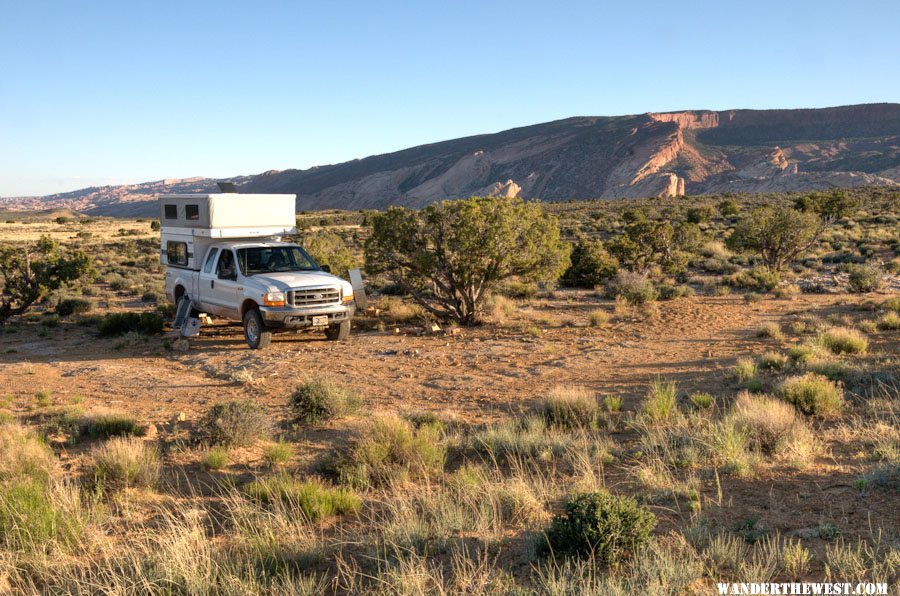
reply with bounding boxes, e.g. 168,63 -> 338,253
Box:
561,239 -> 618,288
244,475 -> 361,521
845,264 -> 883,293
778,373 -> 844,418
609,271 -> 657,305
542,491 -> 656,563
726,203 -> 839,271
198,400 -> 270,447
730,266 -> 781,292
200,447 -> 229,470
330,413 -> 445,488
88,437 -> 160,489
538,386 -> 599,429
97,312 -> 165,336
289,379 -> 361,424
365,196 -> 569,324
301,231 -> 358,279
56,298 -> 92,317
816,327 -> 868,355
82,411 -> 140,439
0,479 -> 83,552
686,205 -> 715,224
642,380 -> 677,424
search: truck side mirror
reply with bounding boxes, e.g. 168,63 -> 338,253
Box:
320,264 -> 331,273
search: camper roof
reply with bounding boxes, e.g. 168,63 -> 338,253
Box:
158,193 -> 296,235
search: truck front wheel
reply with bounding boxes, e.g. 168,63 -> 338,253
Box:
243,308 -> 272,349
325,320 -> 350,341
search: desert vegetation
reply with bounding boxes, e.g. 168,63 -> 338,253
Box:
0,187 -> 897,592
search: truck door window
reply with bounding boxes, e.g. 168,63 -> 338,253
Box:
202,248 -> 219,273
185,205 -> 200,220
217,250 -> 236,277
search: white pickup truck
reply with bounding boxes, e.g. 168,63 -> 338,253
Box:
159,193 -> 355,349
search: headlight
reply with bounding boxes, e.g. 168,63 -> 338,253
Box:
263,291 -> 286,307
342,286 -> 354,303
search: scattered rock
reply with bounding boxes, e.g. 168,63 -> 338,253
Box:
143,423 -> 159,439
172,338 -> 190,352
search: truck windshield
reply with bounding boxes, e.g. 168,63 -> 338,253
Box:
236,246 -> 320,276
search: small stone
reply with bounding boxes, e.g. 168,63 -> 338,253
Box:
143,423 -> 159,439
172,338 -> 190,352
175,412 -> 186,422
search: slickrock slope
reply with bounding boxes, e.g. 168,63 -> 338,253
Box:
4,103 -> 899,216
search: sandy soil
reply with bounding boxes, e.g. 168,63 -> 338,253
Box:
1,290 -> 897,577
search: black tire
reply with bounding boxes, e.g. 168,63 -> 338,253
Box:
325,319 -> 350,341
243,307 -> 272,349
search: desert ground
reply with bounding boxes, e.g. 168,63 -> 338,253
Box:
0,192 -> 898,594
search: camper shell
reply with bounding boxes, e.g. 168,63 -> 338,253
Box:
159,193 -> 297,270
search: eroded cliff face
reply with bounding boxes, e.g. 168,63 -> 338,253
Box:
6,104 -> 899,216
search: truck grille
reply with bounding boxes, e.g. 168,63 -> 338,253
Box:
287,286 -> 341,308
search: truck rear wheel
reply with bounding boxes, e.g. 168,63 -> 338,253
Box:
243,308 -> 272,349
325,320 -> 350,341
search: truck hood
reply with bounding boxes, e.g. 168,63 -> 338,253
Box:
249,271 -> 345,291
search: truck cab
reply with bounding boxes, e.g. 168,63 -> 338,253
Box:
159,192 -> 355,348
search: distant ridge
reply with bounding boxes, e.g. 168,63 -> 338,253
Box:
4,103 -> 900,216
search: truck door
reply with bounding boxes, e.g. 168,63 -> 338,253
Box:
199,248 -> 243,319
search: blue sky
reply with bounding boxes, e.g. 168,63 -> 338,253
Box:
2,1 -> 898,197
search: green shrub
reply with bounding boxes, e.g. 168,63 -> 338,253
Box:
89,437 -> 160,489
877,312 -> 900,330
289,379 -> 361,425
56,298 -> 91,317
542,491 -> 656,563
198,400 -> 270,447
561,239 -> 618,288
262,439 -> 295,468
200,447 -> 229,470
603,395 -> 623,413
756,322 -> 783,340
757,351 -> 789,371
642,380 -> 677,424
816,327 -> 868,354
0,479 -> 83,552
845,264 -> 883,293
538,385 -> 599,429
365,196 -> 569,324
82,410 -> 140,439
686,205 -> 715,224
689,392 -> 715,409
301,231 -> 358,279
734,358 -> 758,382
730,267 -> 781,292
97,312 -> 165,336
244,475 -> 361,521
330,413 -> 445,488
609,271 -> 657,305
778,373 -> 844,418
589,310 -> 610,327
731,392 -> 818,463
883,297 -> 900,314
0,423 -> 55,483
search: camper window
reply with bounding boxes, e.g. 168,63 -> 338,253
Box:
166,241 -> 188,266
186,205 -> 200,220
164,204 -> 177,219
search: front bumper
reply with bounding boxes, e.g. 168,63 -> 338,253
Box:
259,302 -> 355,328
